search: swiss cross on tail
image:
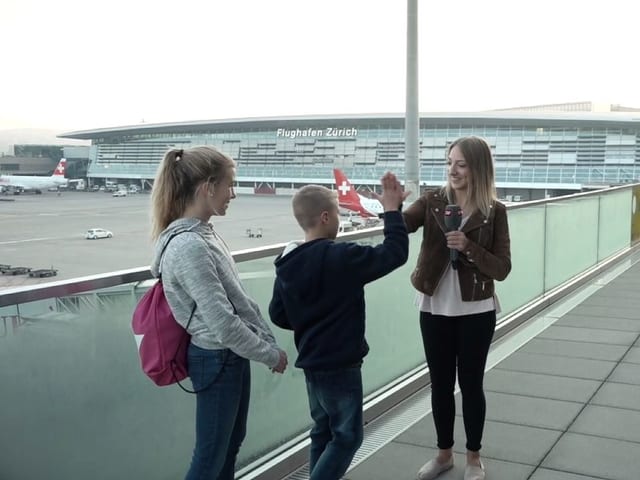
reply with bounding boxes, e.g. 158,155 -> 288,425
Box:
332,169 -> 360,204
332,168 -> 385,218
53,159 -> 66,177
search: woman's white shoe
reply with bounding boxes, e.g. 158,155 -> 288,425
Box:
464,460 -> 485,480
416,457 -> 454,480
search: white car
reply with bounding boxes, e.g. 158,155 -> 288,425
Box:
85,228 -> 113,240
112,190 -> 127,197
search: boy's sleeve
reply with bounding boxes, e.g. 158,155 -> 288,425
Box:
269,279 -> 293,330
340,210 -> 409,285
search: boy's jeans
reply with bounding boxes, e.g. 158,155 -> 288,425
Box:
186,345 -> 250,480
304,366 -> 364,480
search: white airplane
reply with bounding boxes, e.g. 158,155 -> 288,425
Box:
0,158 -> 68,194
333,169 -> 384,218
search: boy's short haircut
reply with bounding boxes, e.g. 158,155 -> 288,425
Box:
293,185 -> 338,231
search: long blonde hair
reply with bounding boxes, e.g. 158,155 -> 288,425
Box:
444,136 -> 496,217
150,146 -> 235,239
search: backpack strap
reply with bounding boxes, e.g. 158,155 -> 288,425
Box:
158,228 -> 236,323
160,227 -> 239,394
158,229 -> 198,323
158,229 -> 195,279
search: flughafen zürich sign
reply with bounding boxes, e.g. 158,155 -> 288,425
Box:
276,127 -> 358,139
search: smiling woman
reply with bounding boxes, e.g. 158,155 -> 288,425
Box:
402,136 -> 511,480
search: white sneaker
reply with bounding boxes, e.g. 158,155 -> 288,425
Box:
416,457 -> 454,480
464,460 -> 485,480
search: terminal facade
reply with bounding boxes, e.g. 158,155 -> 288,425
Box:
60,110 -> 640,201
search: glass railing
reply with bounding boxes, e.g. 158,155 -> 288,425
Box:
1,184 -> 638,480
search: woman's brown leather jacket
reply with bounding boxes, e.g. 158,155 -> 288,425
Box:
403,190 -> 511,301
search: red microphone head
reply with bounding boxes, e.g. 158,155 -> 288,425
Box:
444,204 -> 462,231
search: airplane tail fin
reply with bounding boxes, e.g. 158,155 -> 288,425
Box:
333,169 -> 363,207
52,158 -> 66,177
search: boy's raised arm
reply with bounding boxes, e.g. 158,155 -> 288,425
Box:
373,171 -> 410,213
342,172 -> 409,284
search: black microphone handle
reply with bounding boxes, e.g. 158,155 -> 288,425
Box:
450,247 -> 458,264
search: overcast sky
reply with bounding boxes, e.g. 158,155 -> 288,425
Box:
2,0 -> 639,132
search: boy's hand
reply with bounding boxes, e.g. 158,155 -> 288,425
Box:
372,172 -> 410,212
271,350 -> 288,374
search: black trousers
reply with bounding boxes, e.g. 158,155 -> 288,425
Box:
419,310 -> 496,452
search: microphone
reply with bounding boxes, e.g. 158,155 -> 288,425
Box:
444,205 -> 463,269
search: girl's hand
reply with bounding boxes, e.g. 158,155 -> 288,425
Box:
445,230 -> 468,252
271,350 -> 288,374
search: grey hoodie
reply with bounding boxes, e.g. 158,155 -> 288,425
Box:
150,217 -> 280,368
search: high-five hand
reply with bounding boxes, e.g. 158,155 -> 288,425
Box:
372,172 -> 411,211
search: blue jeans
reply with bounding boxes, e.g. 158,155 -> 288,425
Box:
304,366 -> 364,480
185,345 -> 250,480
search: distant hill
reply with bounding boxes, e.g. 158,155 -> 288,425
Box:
0,128 -> 88,155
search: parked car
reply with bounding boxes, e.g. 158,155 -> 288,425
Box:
85,228 -> 113,240
112,190 -> 127,197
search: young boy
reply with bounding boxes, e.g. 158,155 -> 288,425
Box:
269,172 -> 409,480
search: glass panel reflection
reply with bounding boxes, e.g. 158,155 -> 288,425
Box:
0,186 -> 635,479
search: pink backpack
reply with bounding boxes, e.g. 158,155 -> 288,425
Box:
132,231 -> 197,391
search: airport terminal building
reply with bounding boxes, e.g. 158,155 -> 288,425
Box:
59,110 -> 640,200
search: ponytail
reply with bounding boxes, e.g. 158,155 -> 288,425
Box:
150,146 -> 235,240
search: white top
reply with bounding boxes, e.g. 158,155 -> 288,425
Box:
416,264 -> 500,316
416,216 -> 500,317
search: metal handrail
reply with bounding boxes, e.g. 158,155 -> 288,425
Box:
505,180 -> 639,210
2,182 -> 638,307
0,227 -> 383,308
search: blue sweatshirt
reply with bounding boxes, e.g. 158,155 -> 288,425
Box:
269,211 -> 408,371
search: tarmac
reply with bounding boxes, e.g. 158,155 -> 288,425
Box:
0,191 -> 303,290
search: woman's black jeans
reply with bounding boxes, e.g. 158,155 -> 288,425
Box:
420,310 -> 496,452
